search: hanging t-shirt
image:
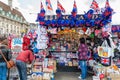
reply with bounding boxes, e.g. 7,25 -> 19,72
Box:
22,36 -> 30,50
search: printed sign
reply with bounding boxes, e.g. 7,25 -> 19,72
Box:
97,46 -> 111,57
11,38 -> 23,52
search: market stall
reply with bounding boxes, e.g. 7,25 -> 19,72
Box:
23,0 -> 120,80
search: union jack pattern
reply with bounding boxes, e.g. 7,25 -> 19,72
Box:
57,0 -> 65,13
40,2 -> 44,10
105,0 -> 110,8
90,0 -> 100,13
46,0 -> 53,10
101,57 -> 110,66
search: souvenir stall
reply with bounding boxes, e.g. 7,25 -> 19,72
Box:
35,0 -> 120,80
29,25 -> 56,80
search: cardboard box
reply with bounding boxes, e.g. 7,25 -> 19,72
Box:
93,76 -> 100,80
43,73 -> 51,80
109,73 -> 120,80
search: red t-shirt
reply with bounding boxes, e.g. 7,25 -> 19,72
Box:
22,36 -> 30,50
16,50 -> 35,63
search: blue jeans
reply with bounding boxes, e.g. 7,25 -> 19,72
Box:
79,60 -> 87,79
0,62 -> 7,80
16,60 -> 27,80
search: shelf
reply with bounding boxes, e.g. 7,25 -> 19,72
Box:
49,51 -> 76,52
33,62 -> 43,65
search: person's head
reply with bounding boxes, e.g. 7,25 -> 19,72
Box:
0,37 -> 8,49
2,39 -> 8,46
0,36 -> 7,45
79,37 -> 85,44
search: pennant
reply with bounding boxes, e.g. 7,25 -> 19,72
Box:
46,0 -> 53,11
57,0 -> 65,13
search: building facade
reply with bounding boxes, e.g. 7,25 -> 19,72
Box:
0,1 -> 29,37
29,23 -> 38,30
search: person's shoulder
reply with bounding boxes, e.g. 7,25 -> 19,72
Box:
26,50 -> 33,53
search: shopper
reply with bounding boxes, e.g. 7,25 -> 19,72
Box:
16,46 -> 35,80
78,37 -> 88,80
0,37 -> 12,80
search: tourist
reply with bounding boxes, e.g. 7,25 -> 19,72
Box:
16,46 -> 35,80
0,37 -> 12,80
78,37 -> 88,80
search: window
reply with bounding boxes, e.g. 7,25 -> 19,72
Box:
14,30 -> 15,32
8,11 -> 11,14
2,23 -> 4,27
0,7 -> 3,14
11,25 -> 12,29
6,12 -> 9,17
10,30 -> 12,33
20,17 -> 23,22
17,30 -> 19,33
13,15 -> 16,20
6,29 -> 8,32
11,14 -> 13,19
6,24 -> 9,28
0,7 -> 3,11
2,11 -> 5,15
5,12 -> 7,16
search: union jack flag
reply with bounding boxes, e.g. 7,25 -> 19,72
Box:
41,2 -> 44,10
46,0 -> 53,11
104,0 -> 115,15
27,30 -> 37,40
101,57 -> 110,65
72,0 -> 77,12
73,0 -> 77,10
57,0 -> 65,13
105,0 -> 110,8
90,0 -> 100,13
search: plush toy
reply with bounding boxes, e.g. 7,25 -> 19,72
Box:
112,64 -> 118,70
99,73 -> 105,80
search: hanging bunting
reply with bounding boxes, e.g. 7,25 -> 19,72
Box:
36,0 -> 114,28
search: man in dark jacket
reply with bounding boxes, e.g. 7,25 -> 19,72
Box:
0,37 -> 12,80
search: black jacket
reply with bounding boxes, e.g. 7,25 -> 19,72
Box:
0,45 -> 12,62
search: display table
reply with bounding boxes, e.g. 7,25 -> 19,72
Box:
49,51 -> 79,72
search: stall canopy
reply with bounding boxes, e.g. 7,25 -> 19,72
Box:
36,0 -> 114,28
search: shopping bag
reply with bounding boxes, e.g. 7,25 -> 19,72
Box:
97,46 -> 111,57
101,57 -> 111,66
